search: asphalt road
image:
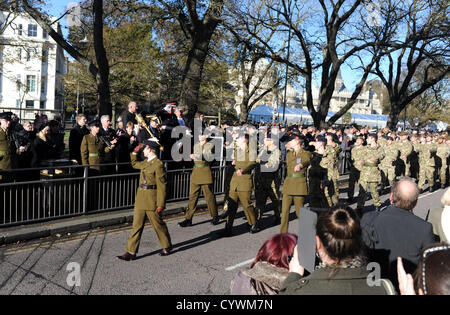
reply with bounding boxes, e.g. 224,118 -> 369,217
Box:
0,186 -> 446,295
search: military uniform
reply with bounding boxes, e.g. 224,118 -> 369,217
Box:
182,141 -> 218,223
417,141 -> 437,191
0,127 -> 13,182
308,151 -> 329,209
320,144 -> 341,207
224,146 -> 258,233
125,152 -> 172,255
395,136 -> 413,177
80,133 -> 113,174
254,145 -> 281,223
280,148 -> 311,234
436,138 -> 449,187
348,143 -> 365,201
356,144 -> 384,211
379,142 -> 399,191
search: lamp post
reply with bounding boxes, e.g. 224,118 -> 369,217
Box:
282,0 -> 293,124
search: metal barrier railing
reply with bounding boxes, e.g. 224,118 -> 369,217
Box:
0,162 -> 227,228
0,151 -> 350,228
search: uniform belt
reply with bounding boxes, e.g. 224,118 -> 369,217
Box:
139,184 -> 157,190
287,173 -> 305,178
0,150 -> 8,156
194,163 -> 208,168
363,163 -> 378,167
89,153 -> 99,157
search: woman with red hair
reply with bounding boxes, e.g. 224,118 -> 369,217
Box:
230,233 -> 297,295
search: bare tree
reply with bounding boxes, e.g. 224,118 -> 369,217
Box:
372,0 -> 450,129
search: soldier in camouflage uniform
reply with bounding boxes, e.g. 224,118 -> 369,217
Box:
322,133 -> 341,206
308,136 -> 330,209
417,134 -> 437,193
254,133 -> 282,226
395,132 -> 413,178
356,133 -> 385,216
436,135 -> 449,189
348,135 -> 365,203
379,136 -> 399,193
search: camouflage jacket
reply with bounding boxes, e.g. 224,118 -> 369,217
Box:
380,145 -> 399,167
350,145 -> 365,171
436,143 -> 450,160
395,140 -> 413,161
359,144 -> 385,182
417,143 -> 437,166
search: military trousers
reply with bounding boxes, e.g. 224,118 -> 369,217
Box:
357,180 -> 381,208
126,208 -> 172,254
418,164 -> 435,189
225,190 -> 256,229
348,168 -> 360,200
401,158 -> 410,177
438,162 -> 448,185
380,166 -> 396,187
255,176 -> 280,220
185,182 -> 217,220
280,194 -> 305,234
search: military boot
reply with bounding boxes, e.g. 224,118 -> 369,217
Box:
178,219 -> 192,227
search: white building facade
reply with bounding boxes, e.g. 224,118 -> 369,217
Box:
0,11 -> 66,121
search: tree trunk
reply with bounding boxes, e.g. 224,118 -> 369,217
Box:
239,99 -> 250,123
93,0 -> 111,117
387,102 -> 402,129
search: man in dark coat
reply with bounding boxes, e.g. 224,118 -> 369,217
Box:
361,178 -> 434,290
99,115 -> 118,173
121,101 -> 138,127
69,114 -> 89,165
157,102 -> 180,162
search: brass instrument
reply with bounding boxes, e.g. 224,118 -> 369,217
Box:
99,134 -> 113,149
135,113 -> 164,151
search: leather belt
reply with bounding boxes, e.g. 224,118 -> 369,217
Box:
89,153 -> 99,157
139,184 -> 157,190
0,150 -> 8,156
287,173 -> 305,178
363,163 -> 378,167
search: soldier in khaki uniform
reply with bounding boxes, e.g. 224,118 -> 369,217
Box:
178,134 -> 219,227
280,134 -> 311,234
417,134 -> 437,193
436,135 -> 449,189
395,131 -> 413,178
356,133 -> 385,216
118,140 -> 172,261
348,135 -> 365,203
324,133 -> 342,206
0,113 -> 13,182
379,136 -> 399,193
220,133 -> 259,237
254,133 -> 282,226
80,120 -> 115,174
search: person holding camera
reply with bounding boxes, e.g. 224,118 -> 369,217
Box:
280,206 -> 395,295
117,139 -> 173,261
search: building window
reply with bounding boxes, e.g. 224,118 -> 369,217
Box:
43,30 -> 48,39
18,24 -> 23,36
26,100 -> 34,108
28,24 -> 38,37
40,101 -> 46,109
41,48 -> 48,62
17,48 -> 22,60
26,75 -> 36,93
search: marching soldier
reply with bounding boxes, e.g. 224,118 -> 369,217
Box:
436,135 -> 449,189
0,113 -> 14,182
356,133 -> 385,216
219,133 -> 259,237
254,132 -> 282,226
322,133 -> 341,206
348,135 -> 365,203
118,139 -> 172,260
80,120 -> 116,175
379,136 -> 399,193
280,134 -> 311,234
417,134 -> 437,193
396,131 -> 413,178
178,133 -> 219,227
308,136 -> 329,209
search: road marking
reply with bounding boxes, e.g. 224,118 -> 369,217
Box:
225,258 -> 254,271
